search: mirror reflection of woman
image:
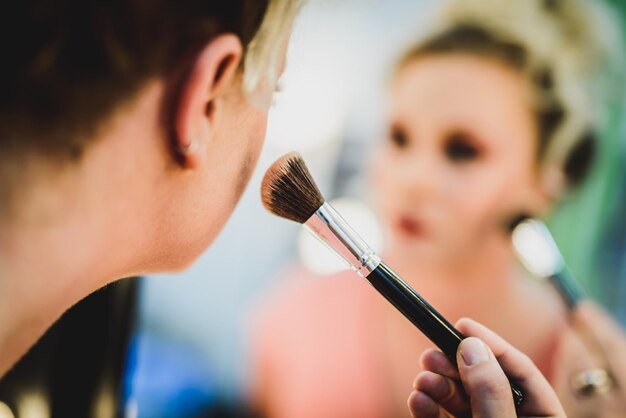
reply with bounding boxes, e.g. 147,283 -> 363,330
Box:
249,1 -> 625,417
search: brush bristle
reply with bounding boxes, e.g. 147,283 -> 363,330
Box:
261,152 -> 325,224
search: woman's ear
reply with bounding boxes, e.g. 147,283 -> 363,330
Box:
175,34 -> 243,168
508,165 -> 567,223
537,165 -> 567,209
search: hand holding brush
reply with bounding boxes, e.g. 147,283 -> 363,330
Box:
261,152 -> 524,407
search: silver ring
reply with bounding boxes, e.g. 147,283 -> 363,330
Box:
570,368 -> 614,397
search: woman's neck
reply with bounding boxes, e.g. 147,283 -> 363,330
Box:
0,170 -> 140,377
382,235 -> 520,315
0,213 -> 105,377
0,85 -> 168,377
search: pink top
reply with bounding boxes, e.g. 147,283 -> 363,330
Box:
249,265 -> 563,418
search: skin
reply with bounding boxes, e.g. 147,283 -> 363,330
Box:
248,52 -> 570,418
408,318 -> 567,418
551,301 -> 626,418
394,57 -> 626,417
408,308 -> 626,417
372,54 -> 553,269
367,54 -> 566,416
0,33 -> 286,377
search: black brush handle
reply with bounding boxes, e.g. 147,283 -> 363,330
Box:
366,262 -> 523,406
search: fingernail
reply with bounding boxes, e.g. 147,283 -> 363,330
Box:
460,337 -> 490,366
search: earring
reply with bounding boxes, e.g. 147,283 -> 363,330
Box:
178,137 -> 199,155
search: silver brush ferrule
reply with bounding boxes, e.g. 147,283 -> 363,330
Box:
304,202 -> 381,277
512,218 -> 565,278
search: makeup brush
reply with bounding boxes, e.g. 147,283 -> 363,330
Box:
510,218 -> 617,395
261,152 -> 524,406
511,217 -> 584,309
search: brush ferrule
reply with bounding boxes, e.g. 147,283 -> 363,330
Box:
512,219 -> 565,278
304,202 -> 381,277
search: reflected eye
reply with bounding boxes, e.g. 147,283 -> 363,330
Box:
445,132 -> 481,162
389,124 -> 409,149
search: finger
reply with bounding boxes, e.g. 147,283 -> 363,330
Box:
549,326 -> 596,415
420,348 -> 460,380
456,318 -> 565,416
575,302 -> 626,344
456,337 -> 517,418
407,390 -> 447,418
575,301 -> 626,381
415,371 -> 470,417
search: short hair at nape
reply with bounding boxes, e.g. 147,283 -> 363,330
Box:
0,0 -> 301,164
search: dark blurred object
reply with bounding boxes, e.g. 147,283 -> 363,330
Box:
598,166 -> 626,325
0,278 -> 139,417
607,0 -> 626,28
601,0 -> 626,327
124,329 -> 262,418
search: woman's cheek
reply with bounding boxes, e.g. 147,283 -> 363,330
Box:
443,171 -> 495,234
466,173 -> 520,235
370,153 -> 396,199
371,164 -> 406,230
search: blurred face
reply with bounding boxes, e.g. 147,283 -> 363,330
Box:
371,54 -> 547,265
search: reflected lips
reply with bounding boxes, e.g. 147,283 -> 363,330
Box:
395,215 -> 424,237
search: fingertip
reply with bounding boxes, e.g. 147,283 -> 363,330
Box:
455,317 -> 478,333
415,371 -> 455,403
455,317 -> 473,326
419,348 -> 440,368
407,390 -> 439,418
454,319 -> 511,359
420,348 -> 459,379
456,339 -> 514,410
458,337 -> 491,367
414,371 -> 437,389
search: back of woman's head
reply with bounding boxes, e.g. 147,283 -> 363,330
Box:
0,0 -> 300,215
0,0 -> 300,216
399,0 -> 624,189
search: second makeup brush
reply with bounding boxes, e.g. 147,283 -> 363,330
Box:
511,217 -> 585,309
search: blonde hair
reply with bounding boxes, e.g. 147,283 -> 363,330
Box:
413,0 -> 624,179
0,0 -> 304,218
243,0 -> 305,107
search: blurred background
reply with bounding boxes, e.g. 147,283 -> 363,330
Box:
128,0 -> 626,416
1,0 -> 624,417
